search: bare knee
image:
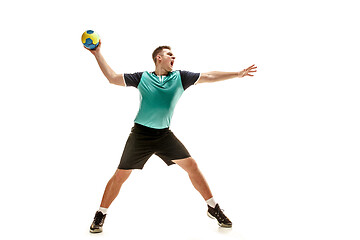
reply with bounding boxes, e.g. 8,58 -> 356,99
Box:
113,169 -> 132,183
188,160 -> 199,174
175,157 -> 199,174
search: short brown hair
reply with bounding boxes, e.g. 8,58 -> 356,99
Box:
152,46 -> 171,64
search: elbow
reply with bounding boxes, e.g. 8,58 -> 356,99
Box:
108,77 -> 116,84
108,75 -> 125,86
108,78 -> 119,86
106,76 -> 114,84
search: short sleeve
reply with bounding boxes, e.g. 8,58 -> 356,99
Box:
180,70 -> 200,90
123,72 -> 143,88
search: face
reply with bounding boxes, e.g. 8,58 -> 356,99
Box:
157,49 -> 176,72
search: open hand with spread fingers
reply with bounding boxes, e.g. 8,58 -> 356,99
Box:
238,64 -> 257,78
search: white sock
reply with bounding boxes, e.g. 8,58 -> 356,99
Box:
99,207 -> 108,215
206,197 -> 217,208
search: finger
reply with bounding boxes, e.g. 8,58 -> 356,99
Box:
247,74 -> 254,76
246,65 -> 256,71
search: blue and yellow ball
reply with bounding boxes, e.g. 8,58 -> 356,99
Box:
81,30 -> 100,49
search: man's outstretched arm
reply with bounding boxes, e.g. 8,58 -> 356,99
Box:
196,65 -> 257,84
85,40 -> 126,86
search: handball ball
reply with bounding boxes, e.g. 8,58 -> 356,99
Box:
81,30 -> 100,49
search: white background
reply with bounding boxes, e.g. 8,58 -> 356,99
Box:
1,0 -> 359,240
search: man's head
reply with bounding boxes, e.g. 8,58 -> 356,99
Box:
152,46 -> 175,72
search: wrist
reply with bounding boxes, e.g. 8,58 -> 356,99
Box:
238,69 -> 245,78
93,51 -> 102,58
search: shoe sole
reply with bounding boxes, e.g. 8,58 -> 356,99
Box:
90,228 -> 103,233
207,211 -> 232,228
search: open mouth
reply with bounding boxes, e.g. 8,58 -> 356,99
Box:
170,61 -> 174,67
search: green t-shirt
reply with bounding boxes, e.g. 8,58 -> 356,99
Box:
124,70 -> 200,129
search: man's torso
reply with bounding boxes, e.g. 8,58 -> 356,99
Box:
124,70 -> 200,129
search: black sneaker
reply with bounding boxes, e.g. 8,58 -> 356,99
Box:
90,211 -> 107,233
207,204 -> 232,228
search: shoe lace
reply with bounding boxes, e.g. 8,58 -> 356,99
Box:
216,208 -> 230,222
94,212 -> 104,225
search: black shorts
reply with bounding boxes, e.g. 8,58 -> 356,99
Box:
118,123 -> 191,170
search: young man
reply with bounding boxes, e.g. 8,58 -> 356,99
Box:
85,42 -> 257,233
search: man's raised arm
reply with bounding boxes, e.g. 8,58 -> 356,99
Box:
196,65 -> 257,84
85,40 -> 126,86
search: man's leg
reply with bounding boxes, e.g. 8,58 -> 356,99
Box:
90,169 -> 132,233
172,157 -> 232,228
172,157 -> 212,201
100,169 -> 132,208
